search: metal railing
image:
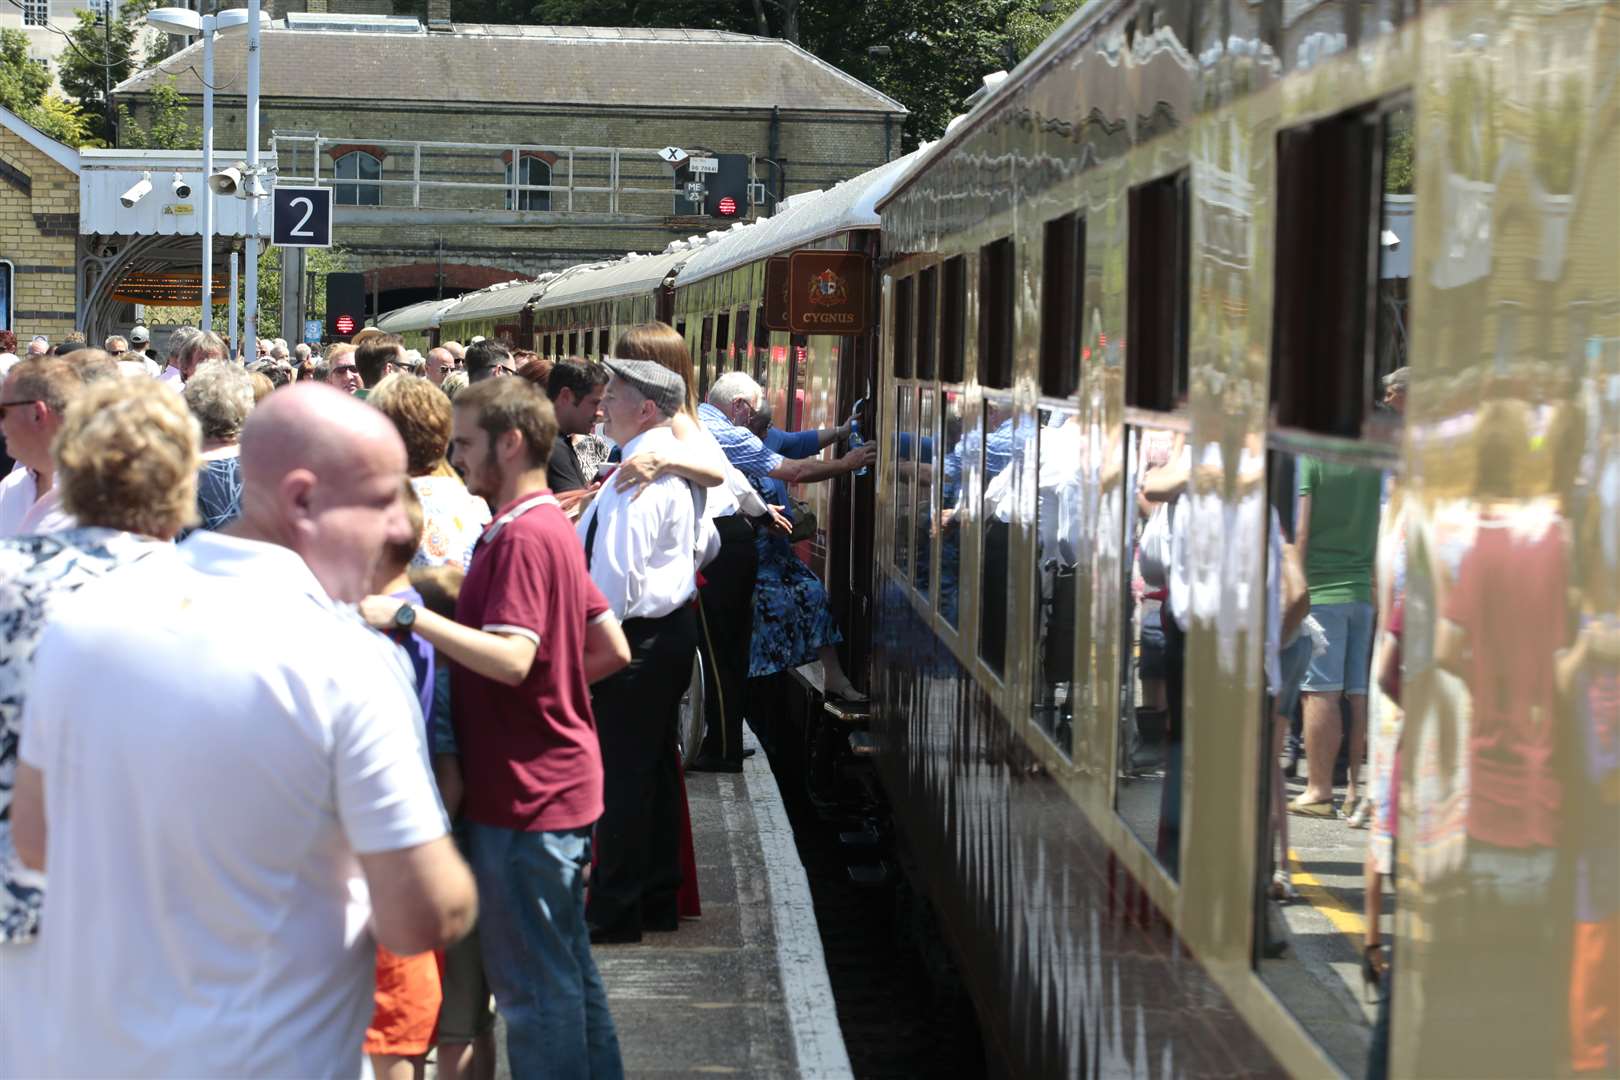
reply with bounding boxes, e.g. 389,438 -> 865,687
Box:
268,133 -> 713,217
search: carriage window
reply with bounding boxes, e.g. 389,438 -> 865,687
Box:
753,305 -> 769,381
941,256 -> 966,383
568,331 -> 578,356
1272,99 -> 1412,439
937,390 -> 966,628
1115,422 -> 1187,878
978,239 -> 1014,389
1032,404 -> 1079,756
1040,213 -> 1085,398
716,312 -> 731,370
894,387 -> 914,579
583,328 -> 594,359
916,266 -> 939,381
978,396 -> 1016,676
1126,172 -> 1189,411
892,276 -> 915,379
914,388 -> 936,598
734,308 -> 751,368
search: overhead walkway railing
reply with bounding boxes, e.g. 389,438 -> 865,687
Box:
269,133 -> 720,224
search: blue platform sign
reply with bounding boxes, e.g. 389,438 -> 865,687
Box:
303,319 -> 322,344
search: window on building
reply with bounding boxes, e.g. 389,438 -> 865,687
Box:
505,156 -> 551,211
0,260 -> 13,331
334,151 -> 381,207
22,0 -> 48,26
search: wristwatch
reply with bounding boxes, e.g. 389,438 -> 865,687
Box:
392,602 -> 417,632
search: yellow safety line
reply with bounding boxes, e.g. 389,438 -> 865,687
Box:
1286,849 -> 1367,943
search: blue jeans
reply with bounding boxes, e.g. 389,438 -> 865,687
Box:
466,822 -> 623,1080
1302,600 -> 1375,694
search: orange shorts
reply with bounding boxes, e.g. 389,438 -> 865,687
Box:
364,945 -> 443,1056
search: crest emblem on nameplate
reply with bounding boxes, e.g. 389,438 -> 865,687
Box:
787,251 -> 870,335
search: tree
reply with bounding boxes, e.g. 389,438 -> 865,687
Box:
0,28 -> 98,145
57,0 -> 158,145
117,81 -> 200,150
146,244 -> 358,348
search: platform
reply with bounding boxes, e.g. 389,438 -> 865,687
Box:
595,733 -> 851,1078
472,732 -> 852,1079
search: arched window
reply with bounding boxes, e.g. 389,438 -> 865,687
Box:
335,151 -> 381,206
505,156 -> 551,211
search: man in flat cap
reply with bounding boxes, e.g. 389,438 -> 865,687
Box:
576,357 -> 701,944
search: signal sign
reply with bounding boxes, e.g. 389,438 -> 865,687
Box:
335,314 -> 356,335
717,195 -> 738,216
658,146 -> 689,166
326,271 -> 366,340
271,185 -> 333,249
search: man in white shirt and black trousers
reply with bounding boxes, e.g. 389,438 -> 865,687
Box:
577,357 -> 701,944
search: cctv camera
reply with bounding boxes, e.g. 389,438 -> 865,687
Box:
171,171 -> 192,200
208,165 -> 245,197
120,172 -> 153,208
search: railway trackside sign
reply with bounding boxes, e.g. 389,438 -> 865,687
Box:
272,185 -> 333,248
788,251 -> 871,335
658,146 -> 689,166
688,156 -> 719,174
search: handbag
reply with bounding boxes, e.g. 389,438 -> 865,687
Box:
1138,500 -> 1175,587
787,496 -> 817,543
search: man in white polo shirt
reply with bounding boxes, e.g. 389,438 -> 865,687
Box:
12,384 -> 476,1078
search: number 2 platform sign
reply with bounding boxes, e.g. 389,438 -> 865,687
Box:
271,186 -> 334,248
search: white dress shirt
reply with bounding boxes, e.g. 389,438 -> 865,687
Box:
578,424 -> 698,621
0,464 -> 75,538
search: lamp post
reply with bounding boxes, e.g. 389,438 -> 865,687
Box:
242,0 -> 262,360
144,7 -> 268,336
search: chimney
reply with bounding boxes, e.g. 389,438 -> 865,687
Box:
427,0 -> 451,32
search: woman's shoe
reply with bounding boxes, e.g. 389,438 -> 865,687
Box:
1287,796 -> 1338,819
825,685 -> 869,705
1346,797 -> 1372,829
1362,942 -> 1388,1003
1269,869 -> 1299,903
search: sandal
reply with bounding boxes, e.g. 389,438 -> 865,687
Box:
825,686 -> 869,705
1287,796 -> 1338,819
1346,797 -> 1372,829
1269,869 -> 1299,902
1362,942 -> 1388,1003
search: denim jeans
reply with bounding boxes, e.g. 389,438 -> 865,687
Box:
466,822 -> 623,1080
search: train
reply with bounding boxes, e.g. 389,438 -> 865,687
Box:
371,1 -> 1619,1074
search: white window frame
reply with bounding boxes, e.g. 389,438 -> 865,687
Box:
504,156 -> 551,211
334,151 -> 381,207
22,0 -> 50,26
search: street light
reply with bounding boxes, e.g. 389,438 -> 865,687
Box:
144,6 -> 270,337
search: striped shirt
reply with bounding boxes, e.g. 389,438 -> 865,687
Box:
698,402 -> 784,480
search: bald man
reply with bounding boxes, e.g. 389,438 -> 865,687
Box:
426,346 -> 456,386
12,384 -> 475,1077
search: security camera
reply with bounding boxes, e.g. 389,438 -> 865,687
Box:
120,172 -> 153,208
171,171 -> 192,200
208,164 -> 245,197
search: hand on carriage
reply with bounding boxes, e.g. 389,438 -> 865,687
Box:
556,484 -> 600,520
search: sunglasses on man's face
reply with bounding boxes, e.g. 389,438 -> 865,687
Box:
331,364 -> 359,376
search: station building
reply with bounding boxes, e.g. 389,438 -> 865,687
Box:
0,107 -> 80,345
113,8 -> 906,317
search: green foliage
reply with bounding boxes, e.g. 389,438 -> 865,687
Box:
1384,111 -> 1414,195
57,0 -> 156,145
117,81 -> 200,149
1,29 -> 99,145
147,244 -> 357,346
1531,75 -> 1583,195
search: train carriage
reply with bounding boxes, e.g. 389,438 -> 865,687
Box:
373,297 -> 458,353
532,248 -> 692,364
872,0 -> 1618,1077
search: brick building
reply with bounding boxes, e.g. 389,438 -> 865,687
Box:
113,13 -> 905,316
0,106 -> 80,345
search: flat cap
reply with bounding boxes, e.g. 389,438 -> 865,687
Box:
1381,366 -> 1410,391
604,356 -> 685,417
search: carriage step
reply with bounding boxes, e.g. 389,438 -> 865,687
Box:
839,824 -> 881,848
847,861 -> 890,887
848,731 -> 878,757
824,697 -> 873,723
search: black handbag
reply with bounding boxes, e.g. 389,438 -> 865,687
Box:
787,496 -> 817,543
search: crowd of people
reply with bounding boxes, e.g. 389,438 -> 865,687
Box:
0,320 -> 872,1078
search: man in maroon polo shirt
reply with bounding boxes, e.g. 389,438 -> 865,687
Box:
361,377 -> 630,1079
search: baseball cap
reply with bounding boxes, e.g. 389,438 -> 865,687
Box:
603,356 -> 685,417
130,325 -> 150,344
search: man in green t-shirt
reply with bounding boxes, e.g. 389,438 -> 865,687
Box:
1290,456 -> 1382,821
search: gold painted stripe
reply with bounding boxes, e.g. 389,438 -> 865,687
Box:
1287,849 -> 1368,942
